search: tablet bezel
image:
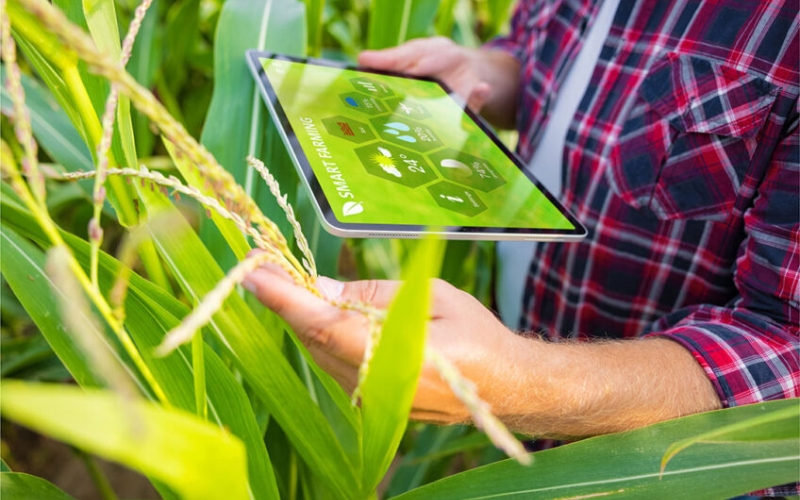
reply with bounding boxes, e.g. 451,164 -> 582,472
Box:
246,50 -> 587,241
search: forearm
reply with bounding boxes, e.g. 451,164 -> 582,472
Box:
486,335 -> 721,438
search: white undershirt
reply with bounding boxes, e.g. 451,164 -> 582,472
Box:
496,0 -> 621,328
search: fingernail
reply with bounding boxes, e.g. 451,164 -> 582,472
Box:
317,276 -> 344,300
241,276 -> 257,294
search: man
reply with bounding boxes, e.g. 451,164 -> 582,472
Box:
243,0 -> 798,474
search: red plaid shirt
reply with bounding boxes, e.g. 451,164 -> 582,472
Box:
490,0 -> 799,430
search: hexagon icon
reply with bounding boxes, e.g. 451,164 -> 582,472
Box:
428,148 -> 507,192
340,92 -> 387,116
348,76 -> 395,98
354,142 -> 438,188
384,97 -> 431,120
427,181 -> 487,217
369,116 -> 443,153
321,115 -> 376,144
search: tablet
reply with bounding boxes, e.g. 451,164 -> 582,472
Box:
246,51 -> 586,241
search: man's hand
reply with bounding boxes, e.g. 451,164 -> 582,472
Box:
242,253 -> 519,425
358,37 -> 521,129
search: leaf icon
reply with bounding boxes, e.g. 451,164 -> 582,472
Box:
343,201 -> 364,216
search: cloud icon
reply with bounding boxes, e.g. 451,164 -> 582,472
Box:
342,201 -> 364,216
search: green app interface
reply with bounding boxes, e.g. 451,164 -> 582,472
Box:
261,57 -> 574,230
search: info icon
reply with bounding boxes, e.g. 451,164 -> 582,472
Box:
427,181 -> 487,217
321,115 -> 375,144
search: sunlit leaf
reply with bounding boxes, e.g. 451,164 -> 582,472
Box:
1,381 -> 250,500
360,237 -> 445,495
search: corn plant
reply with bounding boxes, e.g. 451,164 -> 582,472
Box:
1,1 -> 797,499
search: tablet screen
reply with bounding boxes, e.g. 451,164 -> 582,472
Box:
248,52 -> 585,239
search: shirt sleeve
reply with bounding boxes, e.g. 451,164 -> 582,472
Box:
645,115 -> 800,409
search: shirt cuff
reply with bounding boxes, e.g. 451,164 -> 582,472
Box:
644,307 -> 799,408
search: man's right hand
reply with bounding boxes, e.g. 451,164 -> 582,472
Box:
358,37 -> 520,129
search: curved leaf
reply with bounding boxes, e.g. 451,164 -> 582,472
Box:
394,399 -> 800,499
1,472 -> 78,500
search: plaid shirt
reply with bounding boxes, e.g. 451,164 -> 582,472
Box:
489,0 -> 799,439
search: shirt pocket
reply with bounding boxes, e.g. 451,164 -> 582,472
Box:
606,52 -> 779,221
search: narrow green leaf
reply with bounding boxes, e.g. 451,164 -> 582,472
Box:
394,399 -> 800,499
360,237 -> 445,495
1,381 -> 250,500
1,472 -> 78,500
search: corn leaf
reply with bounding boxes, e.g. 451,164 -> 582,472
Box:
360,237 -> 445,495
199,0 -> 306,268
1,381 -> 250,500
0,472 -> 78,500
136,187 -> 360,499
661,403 -> 800,470
393,399 -> 800,499
304,0 -> 324,56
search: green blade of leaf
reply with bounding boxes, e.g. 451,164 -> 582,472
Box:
1,381 -> 250,500
304,0 -> 324,57
1,472 -> 78,500
393,399 -> 800,500
661,403 -> 800,471
360,237 -> 445,495
136,187 -> 360,499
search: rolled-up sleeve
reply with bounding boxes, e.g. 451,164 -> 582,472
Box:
647,115 -> 799,408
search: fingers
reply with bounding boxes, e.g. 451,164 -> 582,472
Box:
242,253 -> 402,363
242,262 -> 332,331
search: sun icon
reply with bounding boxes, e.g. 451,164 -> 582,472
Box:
370,149 -> 402,178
